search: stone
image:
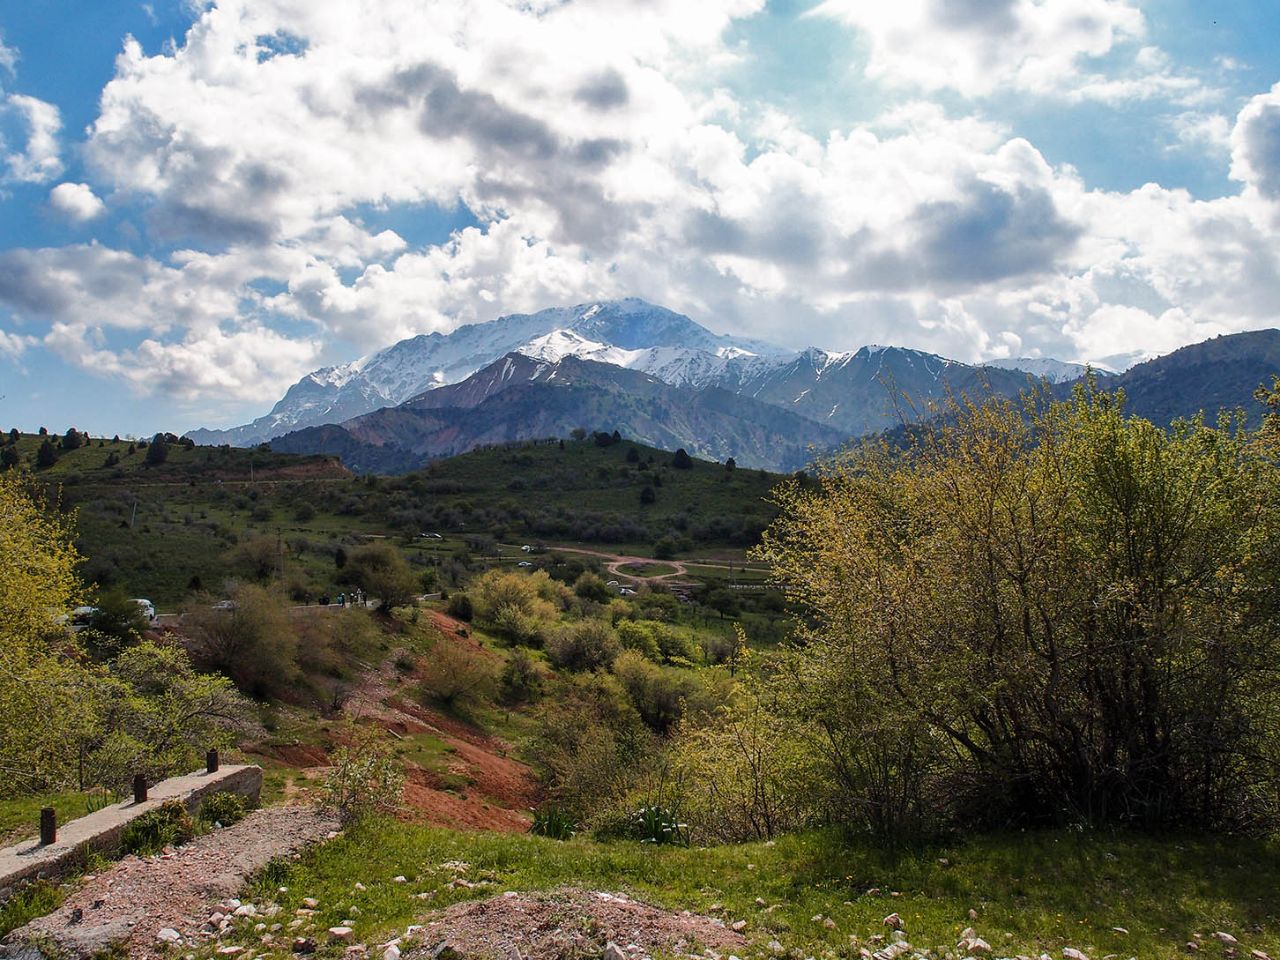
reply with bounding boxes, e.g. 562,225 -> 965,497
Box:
330,927 -> 356,941
293,938 -> 318,954
158,928 -> 183,943
302,898 -> 319,908
823,919 -> 837,930
384,946 -> 402,960
354,883 -> 367,891
882,914 -> 902,929
216,948 -> 244,955
1216,934 -> 1241,946
393,876 -> 408,884
234,905 -> 257,917
605,942 -> 629,960
730,920 -> 748,932
1062,949 -> 1090,960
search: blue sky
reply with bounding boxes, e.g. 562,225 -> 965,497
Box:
1,0 -> 1279,437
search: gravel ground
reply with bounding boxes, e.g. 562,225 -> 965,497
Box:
2,805 -> 338,960
401,888 -> 750,960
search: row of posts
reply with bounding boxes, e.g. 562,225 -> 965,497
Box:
38,749 -> 221,846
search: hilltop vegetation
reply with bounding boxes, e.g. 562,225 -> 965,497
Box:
3,429 -> 781,606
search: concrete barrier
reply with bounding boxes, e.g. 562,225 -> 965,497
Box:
0,765 -> 262,900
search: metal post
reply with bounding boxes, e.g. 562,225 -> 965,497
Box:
39,807 -> 56,846
133,774 -> 148,804
206,748 -> 220,773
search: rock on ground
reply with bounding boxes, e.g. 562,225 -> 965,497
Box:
1,805 -> 338,960
401,888 -> 748,960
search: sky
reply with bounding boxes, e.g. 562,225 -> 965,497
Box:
1,0 -> 1279,436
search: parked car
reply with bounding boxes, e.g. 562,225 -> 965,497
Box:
69,605 -> 98,632
131,598 -> 157,622
211,599 -> 236,611
517,560 -> 533,568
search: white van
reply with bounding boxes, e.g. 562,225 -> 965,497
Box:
131,599 -> 157,623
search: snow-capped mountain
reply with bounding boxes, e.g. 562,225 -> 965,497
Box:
187,299 -> 787,446
982,357 -> 1096,383
187,296 -> 1090,448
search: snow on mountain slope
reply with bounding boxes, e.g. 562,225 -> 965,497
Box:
981,357 -> 1094,383
187,299 -> 784,446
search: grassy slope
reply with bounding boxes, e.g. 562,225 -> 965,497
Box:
218,822 -> 1280,960
8,435 -> 786,607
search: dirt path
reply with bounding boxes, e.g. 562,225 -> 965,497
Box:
542,546 -> 690,581
339,642 -> 539,833
3,805 -> 337,960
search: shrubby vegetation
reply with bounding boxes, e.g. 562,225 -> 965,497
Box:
671,384 -> 1280,841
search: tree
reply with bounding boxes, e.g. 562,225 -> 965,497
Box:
626,447 -> 640,463
639,485 -> 656,505
61,427 -> 83,450
145,435 -> 169,465
757,386 -> 1280,837
181,584 -> 299,699
0,473 -> 94,794
1,446 -> 17,470
35,440 -> 57,469
654,535 -> 679,560
570,427 -> 588,441
82,588 -> 152,660
226,534 -> 281,581
724,457 -> 736,473
672,448 -> 693,469
7,428 -> 18,443
342,542 -> 419,609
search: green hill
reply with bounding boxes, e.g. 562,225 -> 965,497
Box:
5,432 -> 786,608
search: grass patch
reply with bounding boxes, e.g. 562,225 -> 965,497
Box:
0,880 -> 65,938
616,562 -> 681,578
216,824 -> 1280,960
0,791 -> 94,846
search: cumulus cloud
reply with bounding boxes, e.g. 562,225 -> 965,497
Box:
49,182 -> 107,221
1232,83 -> 1280,199
1,93 -> 62,183
0,0 -> 1277,414
809,0 -> 1202,103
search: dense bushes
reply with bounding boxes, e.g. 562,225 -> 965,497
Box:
748,386 -> 1280,838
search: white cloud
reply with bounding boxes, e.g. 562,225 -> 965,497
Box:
44,320 -> 322,401
0,327 -> 35,360
2,93 -> 62,183
49,182 -> 107,221
808,0 -> 1203,104
0,35 -> 18,75
1231,83 -> 1280,199
0,0 -> 1277,411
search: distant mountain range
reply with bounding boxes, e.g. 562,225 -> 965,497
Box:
187,298 -> 1280,473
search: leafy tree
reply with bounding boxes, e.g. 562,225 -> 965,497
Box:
82,588 -> 151,660
35,440 -> 57,469
756,386 -> 1280,836
573,571 -> 613,603
342,541 -> 419,609
37,426 -> 47,436
61,427 -> 83,450
226,534 -> 281,581
653,535 -> 679,560
0,446 -> 17,470
639,485 -> 656,505
181,584 -> 299,699
626,446 -> 640,463
7,427 -> 18,443
145,435 -> 169,465
671,448 -> 693,469
724,457 -> 736,473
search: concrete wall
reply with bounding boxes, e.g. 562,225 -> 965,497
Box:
0,765 -> 262,900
